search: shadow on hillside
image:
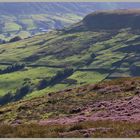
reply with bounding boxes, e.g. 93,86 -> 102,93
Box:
0,85 -> 30,106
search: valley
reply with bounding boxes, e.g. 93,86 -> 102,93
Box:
0,2 -> 98,41
0,8 -> 140,138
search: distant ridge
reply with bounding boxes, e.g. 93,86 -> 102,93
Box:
83,9 -> 140,29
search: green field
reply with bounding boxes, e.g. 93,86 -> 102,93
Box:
0,27 -> 140,99
0,67 -> 60,96
1,10 -> 140,101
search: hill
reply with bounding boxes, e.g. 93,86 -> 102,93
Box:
68,9 -> 140,31
0,77 -> 140,137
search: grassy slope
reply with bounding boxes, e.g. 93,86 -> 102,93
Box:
0,67 -> 60,96
1,10 -> 140,99
0,28 -> 140,97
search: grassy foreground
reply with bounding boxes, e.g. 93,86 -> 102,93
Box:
0,77 -> 140,137
0,120 -> 140,138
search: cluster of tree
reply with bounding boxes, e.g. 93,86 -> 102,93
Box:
85,53 -> 96,66
0,84 -> 31,105
14,85 -> 31,101
0,63 -> 25,74
0,39 -> 6,44
0,68 -> 74,105
9,36 -> 22,43
61,78 -> 77,85
0,36 -> 22,45
37,68 -> 74,90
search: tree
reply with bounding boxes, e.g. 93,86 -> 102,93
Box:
0,63 -> 25,74
37,79 -> 48,90
14,85 -> 30,101
0,92 -> 13,105
9,36 -> 22,43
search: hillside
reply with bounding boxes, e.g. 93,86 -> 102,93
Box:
0,10 -> 140,100
1,10 -> 140,101
68,9 -> 140,31
0,77 -> 140,137
0,9 -> 140,138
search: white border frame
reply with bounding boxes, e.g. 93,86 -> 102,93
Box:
0,0 -> 140,2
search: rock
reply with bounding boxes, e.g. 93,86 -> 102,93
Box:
47,100 -> 52,103
116,107 -> 125,111
84,133 -> 90,138
70,108 -> 81,114
12,120 -> 22,125
48,93 -> 52,96
79,112 -> 85,115
126,113 -> 131,116
134,90 -> 140,95
125,96 -> 133,101
0,111 -> 4,114
18,105 -> 29,111
64,88 -> 72,92
78,118 -> 86,122
128,101 -> 132,104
